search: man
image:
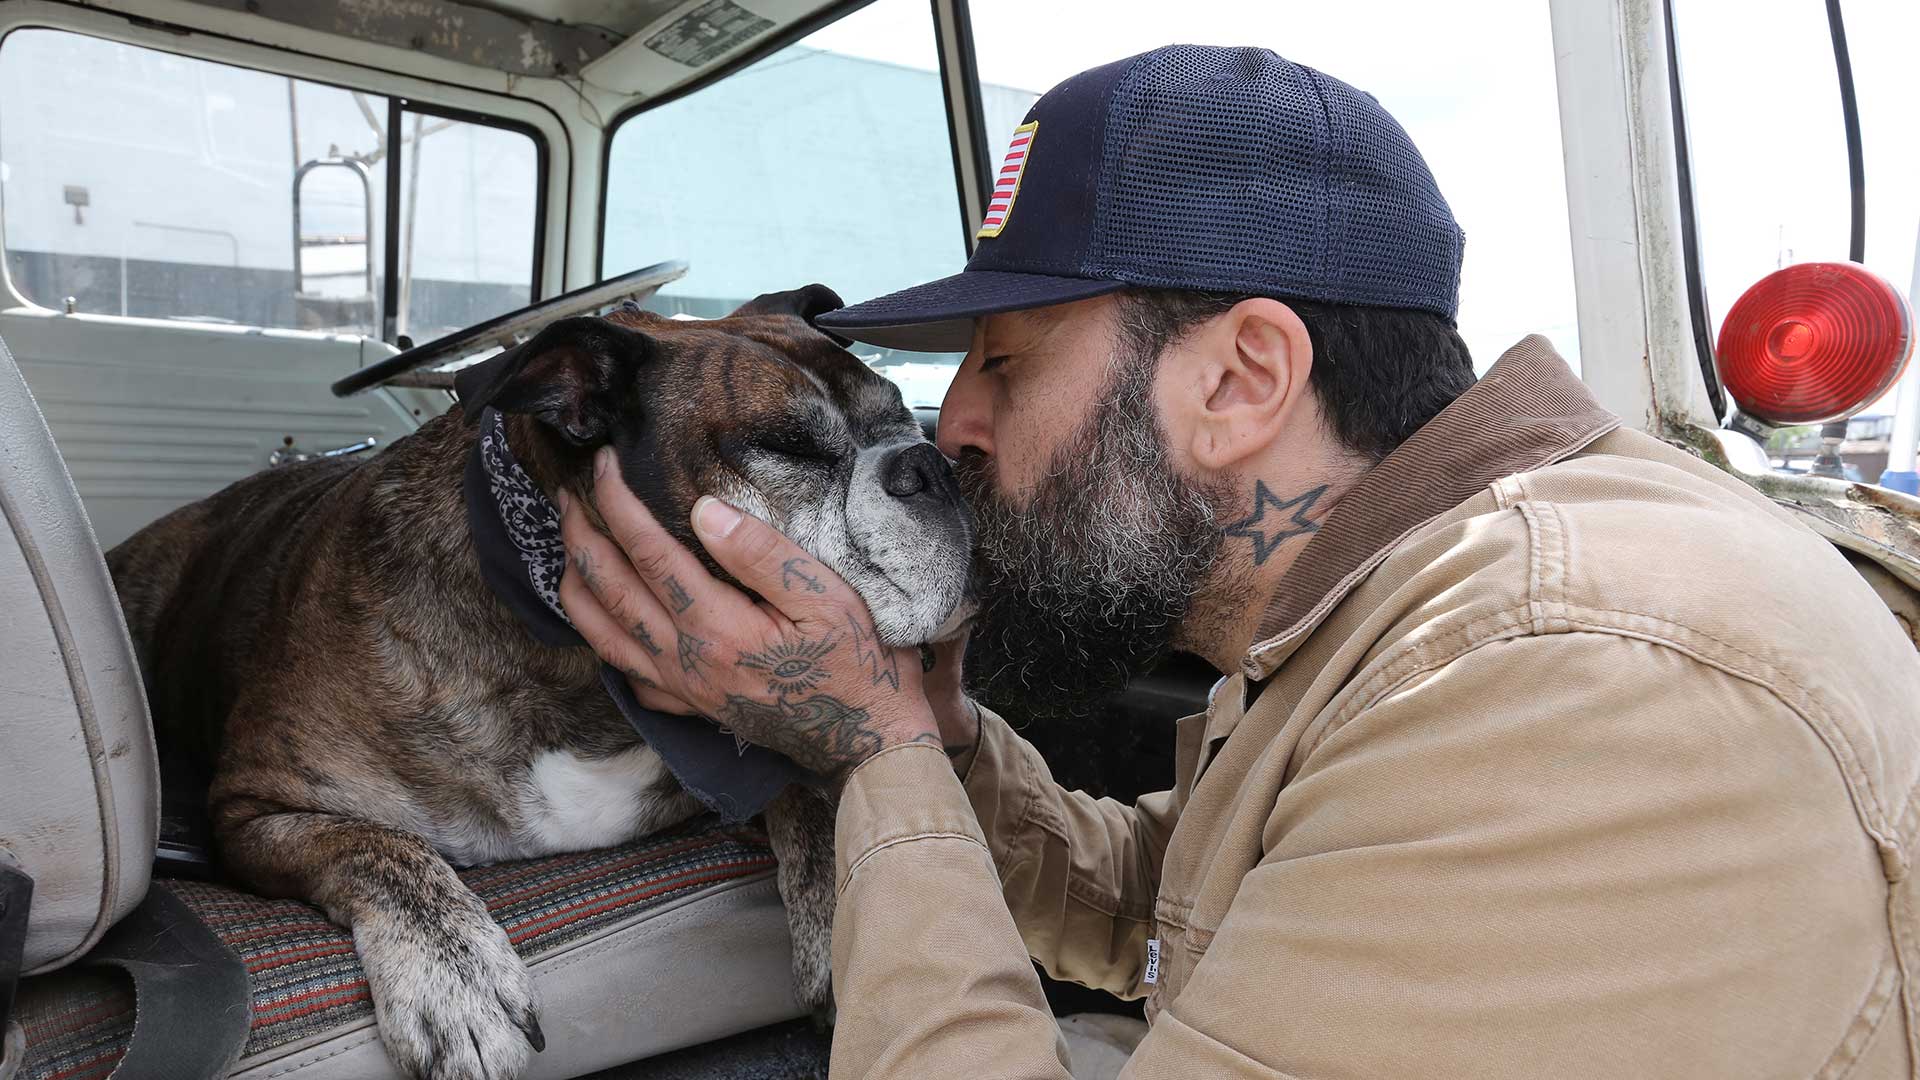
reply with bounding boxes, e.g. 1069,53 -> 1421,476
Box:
556,45 -> 1920,1077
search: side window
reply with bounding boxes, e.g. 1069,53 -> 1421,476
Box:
601,0 -> 966,404
0,29 -> 540,338
396,110 -> 540,342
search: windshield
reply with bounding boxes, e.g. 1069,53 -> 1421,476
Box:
602,0 -> 967,405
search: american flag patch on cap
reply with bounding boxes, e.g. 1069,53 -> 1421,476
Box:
977,121 -> 1038,239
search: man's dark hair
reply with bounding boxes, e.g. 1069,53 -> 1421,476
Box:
1115,290 -> 1477,462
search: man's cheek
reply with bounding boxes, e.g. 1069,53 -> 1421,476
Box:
992,402 -> 1068,497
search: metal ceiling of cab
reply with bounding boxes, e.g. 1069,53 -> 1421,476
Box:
166,0 -> 862,96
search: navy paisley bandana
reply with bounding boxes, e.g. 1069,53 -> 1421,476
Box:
463,407 -> 811,821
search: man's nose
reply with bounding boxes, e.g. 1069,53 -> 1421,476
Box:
935,357 -> 992,461
882,442 -> 954,500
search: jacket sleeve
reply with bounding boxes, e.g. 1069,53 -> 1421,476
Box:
1117,631 -> 1889,1078
961,706 -> 1184,997
827,741 -> 1072,1080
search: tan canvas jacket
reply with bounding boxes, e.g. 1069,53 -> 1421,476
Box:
826,337 -> 1920,1078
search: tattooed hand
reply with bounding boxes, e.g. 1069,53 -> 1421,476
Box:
556,448 -> 937,777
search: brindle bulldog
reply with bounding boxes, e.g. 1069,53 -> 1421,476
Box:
105,286 -> 974,1080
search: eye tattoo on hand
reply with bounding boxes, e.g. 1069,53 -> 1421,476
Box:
736,635 -> 837,697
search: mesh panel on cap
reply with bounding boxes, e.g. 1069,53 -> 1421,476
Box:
1088,45 -> 1463,318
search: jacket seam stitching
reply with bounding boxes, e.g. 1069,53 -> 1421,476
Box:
1312,603 -> 1898,868
1299,605 -> 1538,760
1886,876 -> 1920,1068
840,831 -> 989,895
1014,745 -> 1145,920
1817,945 -> 1901,1080
1545,502 -> 1572,629
1065,877 -> 1153,922
1555,606 -> 1897,857
1890,770 -> 1920,871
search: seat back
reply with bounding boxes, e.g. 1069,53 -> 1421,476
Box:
0,333 -> 157,975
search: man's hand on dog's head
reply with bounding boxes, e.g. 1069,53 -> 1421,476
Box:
557,447 -> 940,777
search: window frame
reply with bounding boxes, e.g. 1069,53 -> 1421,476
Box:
388,98 -> 552,344
0,6 -> 564,340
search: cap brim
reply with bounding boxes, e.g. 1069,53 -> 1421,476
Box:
815,270 -> 1126,352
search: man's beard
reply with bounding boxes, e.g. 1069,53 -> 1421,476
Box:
955,347 -> 1238,736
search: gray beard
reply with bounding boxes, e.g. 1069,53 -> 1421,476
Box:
957,350 -> 1237,730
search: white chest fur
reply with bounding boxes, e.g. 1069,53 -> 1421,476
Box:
517,745 -> 684,856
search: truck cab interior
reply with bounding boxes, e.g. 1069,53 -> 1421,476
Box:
1,1 -> 1916,1077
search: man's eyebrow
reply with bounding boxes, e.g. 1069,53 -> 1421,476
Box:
993,308 -> 1062,351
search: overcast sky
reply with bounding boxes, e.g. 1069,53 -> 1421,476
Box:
811,0 -> 1919,412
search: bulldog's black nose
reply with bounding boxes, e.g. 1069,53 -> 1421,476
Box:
883,442 -> 951,500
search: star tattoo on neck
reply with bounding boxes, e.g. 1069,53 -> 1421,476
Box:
1222,480 -> 1328,566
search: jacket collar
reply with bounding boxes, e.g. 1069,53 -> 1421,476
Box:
1239,335 -> 1620,682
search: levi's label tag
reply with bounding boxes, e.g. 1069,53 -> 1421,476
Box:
1144,938 -> 1161,985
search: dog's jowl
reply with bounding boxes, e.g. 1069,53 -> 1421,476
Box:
106,285 -> 973,1080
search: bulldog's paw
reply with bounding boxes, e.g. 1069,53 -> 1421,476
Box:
354,903 -> 543,1080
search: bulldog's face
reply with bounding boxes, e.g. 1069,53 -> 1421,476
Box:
454,286 -> 973,646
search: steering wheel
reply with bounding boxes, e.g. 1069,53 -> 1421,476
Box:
331,260 -> 687,398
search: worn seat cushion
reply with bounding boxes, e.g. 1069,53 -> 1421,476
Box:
12,821 -> 803,1079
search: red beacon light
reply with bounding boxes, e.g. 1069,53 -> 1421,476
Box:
1715,261 -> 1914,426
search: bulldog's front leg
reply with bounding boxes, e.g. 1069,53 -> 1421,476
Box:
216,803 -> 543,1080
765,784 -> 838,1020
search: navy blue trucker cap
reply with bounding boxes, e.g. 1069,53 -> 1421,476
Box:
816,45 -> 1466,353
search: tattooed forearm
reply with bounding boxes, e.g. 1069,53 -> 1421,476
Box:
630,620 -> 664,657
736,635 -> 837,697
1221,480 -> 1328,565
846,613 -> 901,692
715,692 -> 891,775
780,558 -> 827,594
665,575 -> 695,613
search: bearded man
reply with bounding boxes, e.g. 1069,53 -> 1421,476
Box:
555,45 -> 1920,1079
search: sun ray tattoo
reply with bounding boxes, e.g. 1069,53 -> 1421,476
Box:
736,635 -> 838,697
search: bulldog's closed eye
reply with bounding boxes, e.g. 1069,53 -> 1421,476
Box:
758,429 -> 840,465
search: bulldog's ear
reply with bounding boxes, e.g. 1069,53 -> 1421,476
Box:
453,315 -> 649,446
730,284 -> 852,345
731,283 -> 845,320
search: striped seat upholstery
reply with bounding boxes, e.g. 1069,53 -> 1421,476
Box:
12,821 -> 783,1080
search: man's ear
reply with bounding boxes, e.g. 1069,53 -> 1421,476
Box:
1178,298 -> 1315,472
453,315 -> 650,446
730,283 -> 852,345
